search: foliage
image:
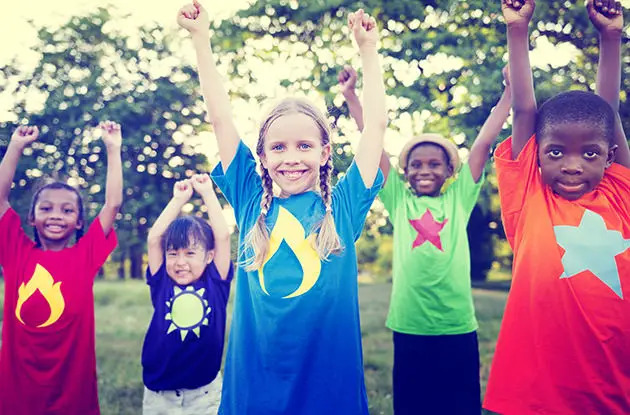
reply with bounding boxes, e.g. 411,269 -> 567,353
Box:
0,9 -> 217,277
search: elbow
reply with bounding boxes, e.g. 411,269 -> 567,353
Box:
213,229 -> 231,243
368,114 -> 389,135
147,231 -> 163,247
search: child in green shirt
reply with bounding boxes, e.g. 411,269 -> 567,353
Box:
339,65 -> 511,414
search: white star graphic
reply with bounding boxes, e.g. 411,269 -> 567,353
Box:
554,209 -> 630,299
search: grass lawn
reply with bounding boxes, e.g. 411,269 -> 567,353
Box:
0,280 -> 507,415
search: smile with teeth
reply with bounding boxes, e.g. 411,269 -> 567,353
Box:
280,170 -> 307,180
45,224 -> 66,232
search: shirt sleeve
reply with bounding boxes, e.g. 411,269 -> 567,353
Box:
206,261 -> 234,304
494,135 -> 540,247
333,161 -> 384,241
378,170 -> 406,223
444,163 -> 485,219
210,140 -> 263,226
600,163 -> 630,219
0,208 -> 34,268
77,217 -> 118,277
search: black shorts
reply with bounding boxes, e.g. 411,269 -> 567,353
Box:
392,330 -> 481,415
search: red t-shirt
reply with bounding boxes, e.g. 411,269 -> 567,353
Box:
484,136 -> 630,414
0,208 -> 117,415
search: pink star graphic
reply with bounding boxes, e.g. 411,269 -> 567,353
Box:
409,209 -> 448,251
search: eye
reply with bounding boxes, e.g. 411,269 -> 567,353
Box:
64,208 -> 75,214
166,251 -> 177,257
429,162 -> 441,168
547,149 -> 563,159
39,206 -> 51,212
584,151 -> 599,160
186,250 -> 196,256
298,143 -> 312,150
270,143 -> 285,152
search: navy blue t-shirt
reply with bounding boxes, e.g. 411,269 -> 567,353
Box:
142,261 -> 233,391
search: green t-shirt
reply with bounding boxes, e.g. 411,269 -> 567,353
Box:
379,165 -> 483,335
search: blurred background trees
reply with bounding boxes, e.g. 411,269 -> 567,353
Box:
1,0 -> 628,279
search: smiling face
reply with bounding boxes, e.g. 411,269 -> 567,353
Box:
260,112 -> 331,198
404,143 -> 454,197
165,241 -> 214,285
538,122 -> 615,201
30,188 -> 83,249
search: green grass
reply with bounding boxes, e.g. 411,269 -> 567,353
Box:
0,280 -> 507,415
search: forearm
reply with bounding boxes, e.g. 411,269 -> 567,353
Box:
343,91 -> 365,132
103,146 -> 123,210
507,25 -> 536,114
201,191 -> 230,241
148,198 -> 187,243
191,33 -> 239,167
0,143 -> 23,203
359,49 -> 387,134
597,34 -> 621,110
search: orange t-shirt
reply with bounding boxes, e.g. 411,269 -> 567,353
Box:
484,136 -> 630,415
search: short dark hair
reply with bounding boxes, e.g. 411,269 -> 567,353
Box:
29,181 -> 85,247
162,215 -> 215,253
406,142 -> 451,169
535,90 -> 615,144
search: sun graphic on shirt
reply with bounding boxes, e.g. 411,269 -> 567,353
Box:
165,286 -> 211,341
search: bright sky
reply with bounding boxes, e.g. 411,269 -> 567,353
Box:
2,0 -> 626,162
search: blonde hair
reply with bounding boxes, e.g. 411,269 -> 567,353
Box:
241,97 -> 342,271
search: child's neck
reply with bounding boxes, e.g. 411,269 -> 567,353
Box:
39,238 -> 73,252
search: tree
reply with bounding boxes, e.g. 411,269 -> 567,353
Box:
0,8 -> 213,278
211,0 -> 629,279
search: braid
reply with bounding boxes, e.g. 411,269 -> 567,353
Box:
315,158 -> 342,260
241,164 -> 274,271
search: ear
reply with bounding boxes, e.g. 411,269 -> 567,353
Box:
205,249 -> 215,264
75,219 -> 84,230
320,144 -> 331,166
605,144 -> 618,168
446,164 -> 454,178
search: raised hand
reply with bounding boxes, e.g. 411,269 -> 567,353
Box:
98,120 -> 122,148
177,0 -> 209,34
191,173 -> 215,198
11,125 -> 39,148
502,0 -> 536,27
587,0 -> 623,35
338,65 -> 358,96
173,179 -> 193,202
348,9 -> 379,51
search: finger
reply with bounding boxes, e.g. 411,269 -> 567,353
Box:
615,1 -> 621,15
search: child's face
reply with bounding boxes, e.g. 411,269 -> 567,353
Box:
538,122 -> 616,201
30,188 -> 82,247
261,112 -> 331,198
404,144 -> 453,197
165,241 -> 214,285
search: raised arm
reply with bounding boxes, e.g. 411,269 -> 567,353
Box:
468,66 -> 513,181
191,173 -> 231,279
97,121 -> 123,236
147,179 -> 193,275
502,0 -> 537,159
0,126 -> 39,219
178,0 -> 240,170
349,10 -> 388,187
587,0 -> 629,167
339,65 -> 392,181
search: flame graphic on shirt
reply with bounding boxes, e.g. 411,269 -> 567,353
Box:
15,264 -> 65,327
258,206 -> 321,298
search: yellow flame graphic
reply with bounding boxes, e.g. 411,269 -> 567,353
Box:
259,206 -> 321,298
15,264 -> 65,328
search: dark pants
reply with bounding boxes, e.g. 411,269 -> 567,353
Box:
392,330 -> 481,415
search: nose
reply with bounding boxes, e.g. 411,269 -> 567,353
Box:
560,157 -> 584,175
282,149 -> 300,165
174,253 -> 186,266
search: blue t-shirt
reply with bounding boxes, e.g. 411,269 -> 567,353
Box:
211,141 -> 382,415
141,261 -> 233,391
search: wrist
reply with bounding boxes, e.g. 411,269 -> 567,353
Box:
191,31 -> 211,45
8,141 -> 27,153
342,89 -> 359,99
358,44 -> 378,56
171,196 -> 190,206
506,22 -> 530,34
600,31 -> 622,42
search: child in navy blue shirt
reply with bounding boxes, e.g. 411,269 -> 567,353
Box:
142,173 -> 233,415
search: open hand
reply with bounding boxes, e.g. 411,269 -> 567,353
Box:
98,121 -> 122,148
502,0 -> 536,27
587,0 -> 623,35
11,125 -> 39,148
349,9 -> 379,51
177,0 -> 209,34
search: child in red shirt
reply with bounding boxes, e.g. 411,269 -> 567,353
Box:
0,121 -> 123,415
485,1 -> 630,414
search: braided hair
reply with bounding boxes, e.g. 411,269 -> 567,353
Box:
241,97 -> 342,271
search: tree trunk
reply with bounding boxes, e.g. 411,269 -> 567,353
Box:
118,249 -> 127,280
130,245 -> 144,279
